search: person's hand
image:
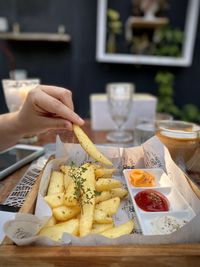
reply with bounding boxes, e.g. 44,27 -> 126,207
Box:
15,85 -> 84,135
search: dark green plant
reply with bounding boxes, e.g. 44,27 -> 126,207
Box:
180,104 -> 200,123
155,71 -> 180,117
107,9 -> 122,53
107,9 -> 122,34
154,27 -> 184,57
155,71 -> 200,123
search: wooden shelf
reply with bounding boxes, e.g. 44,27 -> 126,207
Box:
0,32 -> 71,42
125,16 -> 169,43
126,16 -> 169,29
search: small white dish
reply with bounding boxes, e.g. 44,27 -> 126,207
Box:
132,187 -> 193,212
139,210 -> 195,235
123,168 -> 172,189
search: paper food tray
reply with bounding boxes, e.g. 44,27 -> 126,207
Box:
3,136 -> 200,245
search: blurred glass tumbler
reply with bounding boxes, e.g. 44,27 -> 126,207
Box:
134,118 -> 155,145
2,79 -> 40,112
106,83 -> 134,143
156,120 -> 200,167
134,114 -> 173,145
156,113 -> 173,121
2,79 -> 40,143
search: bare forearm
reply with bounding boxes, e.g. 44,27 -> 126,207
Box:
0,112 -> 23,151
0,86 -> 84,151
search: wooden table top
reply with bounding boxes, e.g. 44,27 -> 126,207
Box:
0,119 -> 200,267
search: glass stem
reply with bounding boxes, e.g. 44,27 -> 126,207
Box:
117,123 -> 123,134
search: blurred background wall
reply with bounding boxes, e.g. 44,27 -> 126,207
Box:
0,0 -> 199,118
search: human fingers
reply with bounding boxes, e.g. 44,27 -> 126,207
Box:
33,89 -> 84,126
38,117 -> 73,131
40,85 -> 74,110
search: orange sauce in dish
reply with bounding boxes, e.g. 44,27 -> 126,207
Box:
129,169 -> 156,187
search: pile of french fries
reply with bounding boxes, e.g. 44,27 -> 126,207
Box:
38,125 -> 134,242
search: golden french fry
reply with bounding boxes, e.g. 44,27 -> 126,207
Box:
110,188 -> 128,199
93,209 -> 113,224
64,173 -> 72,190
95,178 -> 122,192
60,165 -> 70,174
91,223 -> 114,234
44,192 -> 64,208
60,165 -> 77,190
44,216 -> 57,227
95,197 -> 120,216
38,219 -> 79,241
56,219 -> 79,237
53,205 -> 80,222
64,180 -> 78,207
92,164 -> 101,170
95,168 -> 116,179
95,188 -> 128,204
101,220 -> 134,238
73,124 -> 113,166
95,191 -> 111,204
47,171 -> 64,195
79,164 -> 96,237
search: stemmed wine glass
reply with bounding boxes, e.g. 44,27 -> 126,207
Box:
106,83 -> 134,143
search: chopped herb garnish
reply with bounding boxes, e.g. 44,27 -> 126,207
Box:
69,162 -> 96,209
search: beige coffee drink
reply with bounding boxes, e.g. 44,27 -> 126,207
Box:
156,121 -> 200,164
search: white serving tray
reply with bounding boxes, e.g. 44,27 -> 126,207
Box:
123,168 -> 196,235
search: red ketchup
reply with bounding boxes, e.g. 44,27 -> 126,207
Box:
134,189 -> 169,212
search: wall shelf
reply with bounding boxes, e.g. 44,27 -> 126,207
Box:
125,16 -> 169,43
126,16 -> 169,29
0,32 -> 71,42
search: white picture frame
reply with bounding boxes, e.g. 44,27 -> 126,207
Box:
96,0 -> 199,67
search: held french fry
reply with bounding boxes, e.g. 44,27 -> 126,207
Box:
95,178 -> 122,192
73,124 -> 113,166
53,205 -> 80,221
47,171 -> 64,195
38,219 -> 79,241
95,197 -> 120,216
79,164 -> 96,237
101,220 -> 134,238
44,192 -> 64,208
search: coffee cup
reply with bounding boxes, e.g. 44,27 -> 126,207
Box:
156,120 -> 200,167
